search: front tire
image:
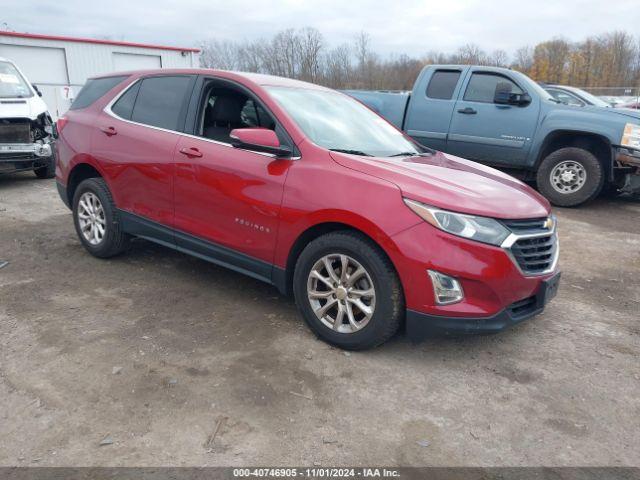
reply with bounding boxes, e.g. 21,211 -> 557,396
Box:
72,178 -> 130,258
293,231 -> 404,350
34,156 -> 55,179
536,147 -> 604,207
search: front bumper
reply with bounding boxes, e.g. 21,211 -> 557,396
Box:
0,142 -> 54,174
390,220 -> 559,317
406,272 -> 560,340
0,142 -> 52,161
615,147 -> 640,194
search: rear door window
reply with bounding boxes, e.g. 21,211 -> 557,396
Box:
70,76 -> 128,110
426,70 -> 461,100
130,76 -> 194,131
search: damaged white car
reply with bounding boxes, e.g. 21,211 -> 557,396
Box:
0,57 -> 55,178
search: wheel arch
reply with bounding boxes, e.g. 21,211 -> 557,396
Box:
66,162 -> 106,207
275,218 -> 404,298
535,130 -> 613,180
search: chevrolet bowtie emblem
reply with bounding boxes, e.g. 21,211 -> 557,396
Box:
543,217 -> 554,230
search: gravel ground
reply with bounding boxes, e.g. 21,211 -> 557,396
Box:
0,173 -> 639,467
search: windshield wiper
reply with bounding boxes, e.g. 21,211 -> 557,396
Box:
388,151 -> 430,157
329,149 -> 373,157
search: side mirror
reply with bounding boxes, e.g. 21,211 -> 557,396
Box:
230,128 -> 292,158
494,82 -> 531,106
32,84 -> 42,97
516,93 -> 532,106
493,82 -> 512,105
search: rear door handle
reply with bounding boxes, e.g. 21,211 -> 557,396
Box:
100,126 -> 117,136
179,147 -> 203,158
457,107 -> 477,115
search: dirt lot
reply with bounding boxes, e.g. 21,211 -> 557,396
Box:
0,172 -> 639,467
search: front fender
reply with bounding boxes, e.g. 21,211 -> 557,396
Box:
528,107 -> 623,167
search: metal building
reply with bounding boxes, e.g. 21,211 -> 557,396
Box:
0,31 -> 200,118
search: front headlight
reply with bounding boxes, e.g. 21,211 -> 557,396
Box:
621,123 -> 640,150
404,198 -> 510,246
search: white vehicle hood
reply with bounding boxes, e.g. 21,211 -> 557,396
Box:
0,96 -> 49,120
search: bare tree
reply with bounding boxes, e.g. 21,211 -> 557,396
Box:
512,46 -> 534,73
456,44 -> 487,65
489,49 -> 509,67
297,27 -> 323,82
322,44 -> 352,88
354,31 -> 379,88
198,28 -> 640,91
199,40 -> 240,70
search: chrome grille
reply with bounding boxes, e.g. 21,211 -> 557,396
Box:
501,218 -> 558,276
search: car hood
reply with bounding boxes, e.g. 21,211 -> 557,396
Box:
329,150 -> 551,219
605,107 -> 640,121
0,97 -> 47,120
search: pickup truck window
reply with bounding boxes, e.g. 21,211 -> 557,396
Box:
266,86 -> 421,157
463,73 -> 523,103
129,76 -> 193,131
426,70 -> 461,100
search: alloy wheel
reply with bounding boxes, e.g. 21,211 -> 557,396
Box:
307,254 -> 376,333
77,192 -> 106,245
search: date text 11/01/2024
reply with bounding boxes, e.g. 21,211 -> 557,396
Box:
232,468 -> 401,477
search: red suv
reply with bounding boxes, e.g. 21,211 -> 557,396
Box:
55,69 -> 560,350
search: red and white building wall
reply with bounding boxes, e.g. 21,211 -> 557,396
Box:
0,31 -> 200,118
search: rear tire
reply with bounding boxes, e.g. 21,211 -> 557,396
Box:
293,231 -> 404,350
536,147 -> 604,207
72,178 -> 130,258
34,156 -> 55,179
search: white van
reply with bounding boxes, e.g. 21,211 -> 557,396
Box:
0,56 -> 55,178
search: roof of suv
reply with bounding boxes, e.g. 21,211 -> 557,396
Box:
93,68 -> 332,91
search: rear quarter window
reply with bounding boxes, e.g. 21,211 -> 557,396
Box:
70,75 -> 128,110
111,81 -> 141,120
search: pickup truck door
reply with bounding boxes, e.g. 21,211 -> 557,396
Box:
446,69 -> 540,167
403,68 -> 465,151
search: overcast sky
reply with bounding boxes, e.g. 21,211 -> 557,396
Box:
2,0 -> 639,56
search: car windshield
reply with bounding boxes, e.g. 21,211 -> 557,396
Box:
265,86 -> 422,157
0,61 -> 33,99
564,87 -> 611,108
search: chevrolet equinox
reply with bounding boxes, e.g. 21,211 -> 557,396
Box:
55,69 -> 560,350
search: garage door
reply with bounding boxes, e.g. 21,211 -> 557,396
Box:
112,52 -> 162,71
0,44 -> 69,84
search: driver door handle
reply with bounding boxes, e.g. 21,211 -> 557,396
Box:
179,147 -> 203,158
457,107 -> 477,115
100,126 -> 117,136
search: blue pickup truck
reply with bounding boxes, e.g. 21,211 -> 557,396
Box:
347,65 -> 640,206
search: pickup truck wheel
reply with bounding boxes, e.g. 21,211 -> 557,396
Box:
293,231 -> 404,350
34,157 -> 55,179
537,147 -> 604,207
72,178 -> 130,258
